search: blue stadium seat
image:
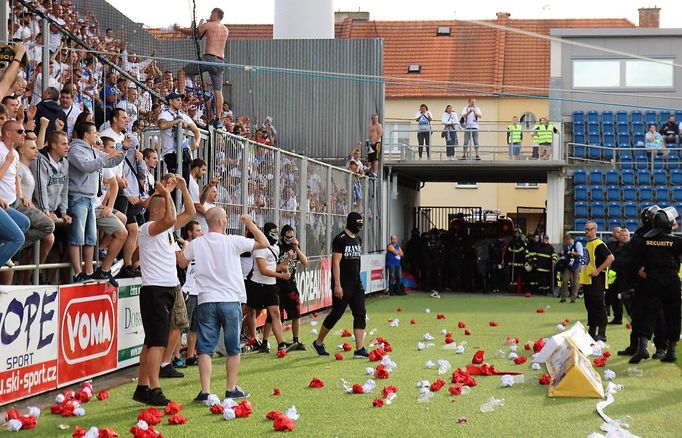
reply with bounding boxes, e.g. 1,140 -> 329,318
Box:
591,201 -> 605,218
573,144 -> 586,158
671,169 -> 682,185
631,110 -> 643,125
622,185 -> 636,201
645,111 -> 658,126
635,152 -> 648,170
619,151 -> 633,169
660,110 -> 674,122
587,111 -> 599,124
640,201 -> 654,211
602,111 -> 614,124
607,201 -> 621,219
639,185 -> 653,202
588,144 -> 602,160
573,132 -> 586,145
625,219 -> 639,231
575,201 -> 588,218
591,186 -> 605,201
575,219 -> 587,232
589,169 -> 604,184
617,132 -> 631,146
574,169 -> 587,184
575,185 -> 588,201
659,201 -> 671,209
588,132 -> 601,146
605,169 -> 618,185
607,185 -> 620,202
573,111 -> 585,125
655,185 -> 670,202
595,219 -> 606,231
616,111 -> 628,124
603,134 -> 616,150
636,169 -> 651,185
676,111 -> 682,124
624,201 -> 637,218
621,169 -> 635,184
672,186 -> 682,202
602,123 -> 615,135
668,155 -> 680,170
653,169 -> 667,185
608,218 -> 622,230
653,155 -> 666,170
633,131 -> 645,146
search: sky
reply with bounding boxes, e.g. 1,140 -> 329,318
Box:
106,0 -> 682,29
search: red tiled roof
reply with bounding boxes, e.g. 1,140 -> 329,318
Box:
146,16 -> 636,98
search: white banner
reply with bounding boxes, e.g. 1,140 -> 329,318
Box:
360,252 -> 387,294
117,279 -> 144,368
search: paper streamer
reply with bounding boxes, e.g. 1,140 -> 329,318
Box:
593,382 -> 640,438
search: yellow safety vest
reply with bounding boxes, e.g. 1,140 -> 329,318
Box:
507,124 -> 522,143
535,124 -> 555,144
579,238 -> 608,288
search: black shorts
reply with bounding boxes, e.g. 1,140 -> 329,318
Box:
368,142 -> 381,163
279,285 -> 302,319
114,195 -> 129,216
139,285 -> 176,347
245,279 -> 280,310
126,202 -> 145,226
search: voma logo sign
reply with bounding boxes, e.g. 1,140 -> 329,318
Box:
60,295 -> 115,365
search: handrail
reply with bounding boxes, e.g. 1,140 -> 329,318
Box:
566,142 -> 682,172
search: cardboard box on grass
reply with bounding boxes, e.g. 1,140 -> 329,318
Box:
546,337 -> 604,398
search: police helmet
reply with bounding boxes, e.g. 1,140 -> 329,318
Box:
644,207 -> 677,237
640,205 -> 661,226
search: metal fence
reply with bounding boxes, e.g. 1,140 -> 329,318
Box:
384,122 -> 565,162
141,127 -> 385,258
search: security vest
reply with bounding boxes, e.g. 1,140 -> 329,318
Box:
535,124 -> 555,145
507,124 -> 522,143
579,238 -> 608,288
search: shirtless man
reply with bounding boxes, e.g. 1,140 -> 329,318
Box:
176,7 -> 229,129
367,114 -> 383,177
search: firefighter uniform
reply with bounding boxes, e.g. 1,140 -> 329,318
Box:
526,236 -> 541,294
535,240 -> 558,295
505,231 -> 527,292
629,208 -> 682,363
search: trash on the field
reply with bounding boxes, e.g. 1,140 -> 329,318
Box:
285,406 -> 299,421
417,342 -> 426,351
6,420 -> 22,432
425,360 -> 435,369
311,328 -> 318,335
604,370 -> 616,381
627,367 -> 644,377
508,352 -> 519,360
57,424 -> 69,430
223,408 -> 236,420
416,387 -> 433,403
531,363 -> 541,371
437,359 -> 452,375
440,329 -> 448,335
443,343 -> 457,350
369,328 -> 377,336
366,366 -> 375,375
385,392 -> 397,405
425,308 -> 431,313
556,323 -> 566,331
310,321 -> 318,327
456,417 -> 468,425
509,345 -> 518,352
390,319 -> 400,328
416,380 -> 430,388
362,379 -> 377,393
423,332 -> 435,341
593,345 -> 603,357
501,375 -> 515,387
381,356 -> 397,371
479,396 -> 505,412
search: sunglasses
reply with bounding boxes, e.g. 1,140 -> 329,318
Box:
13,129 -> 26,134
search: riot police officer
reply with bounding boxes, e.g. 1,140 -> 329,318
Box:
629,207 -> 682,363
617,206 -> 668,360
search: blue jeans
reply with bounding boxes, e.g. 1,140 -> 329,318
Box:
0,207 -> 30,265
68,196 -> 97,246
387,265 -> 402,294
196,302 -> 242,356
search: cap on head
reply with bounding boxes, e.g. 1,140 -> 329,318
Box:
166,91 -> 182,101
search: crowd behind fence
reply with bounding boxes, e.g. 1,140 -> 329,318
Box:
140,128 -> 383,259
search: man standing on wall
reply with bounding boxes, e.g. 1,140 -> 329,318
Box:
367,114 -> 383,177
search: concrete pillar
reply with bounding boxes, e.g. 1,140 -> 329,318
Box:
546,170 -> 565,243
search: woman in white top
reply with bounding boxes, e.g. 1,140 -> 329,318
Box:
441,105 -> 460,160
415,104 -> 433,159
196,184 -> 218,234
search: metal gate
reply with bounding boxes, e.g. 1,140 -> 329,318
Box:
414,207 -> 483,233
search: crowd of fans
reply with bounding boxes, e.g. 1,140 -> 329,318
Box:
0,1 -> 368,285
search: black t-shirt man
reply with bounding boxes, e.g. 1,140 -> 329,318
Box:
331,230 -> 362,291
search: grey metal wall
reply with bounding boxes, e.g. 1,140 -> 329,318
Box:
225,39 -> 384,159
553,29 -> 682,117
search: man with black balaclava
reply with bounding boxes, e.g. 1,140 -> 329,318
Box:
243,222 -> 292,354
262,224 -> 309,351
505,229 -> 527,293
628,207 -> 682,364
312,212 -> 368,358
617,206 -> 668,361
